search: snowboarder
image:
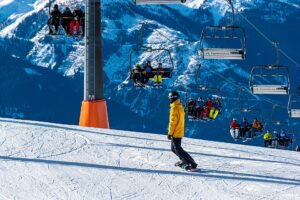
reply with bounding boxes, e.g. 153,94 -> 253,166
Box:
167,91 -> 198,171
48,4 -> 61,34
263,130 -> 273,147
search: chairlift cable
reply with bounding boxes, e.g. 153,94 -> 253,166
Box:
119,1 -> 179,45
199,63 -> 284,110
238,13 -> 300,69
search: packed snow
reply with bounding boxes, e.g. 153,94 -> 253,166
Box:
0,118 -> 299,199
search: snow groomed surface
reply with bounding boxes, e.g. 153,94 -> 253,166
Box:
0,118 -> 299,200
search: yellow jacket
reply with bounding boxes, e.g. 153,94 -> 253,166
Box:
168,99 -> 185,138
264,132 -> 272,140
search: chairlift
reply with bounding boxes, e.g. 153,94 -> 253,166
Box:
48,0 -> 85,37
129,47 -> 174,87
199,0 -> 246,60
229,108 -> 264,142
249,65 -> 290,95
264,121 -> 294,150
288,93 -> 300,118
199,26 -> 246,60
133,0 -> 186,5
263,104 -> 294,149
184,86 -> 224,122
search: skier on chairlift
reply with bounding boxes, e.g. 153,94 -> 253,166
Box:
230,118 -> 240,140
61,7 -> 73,35
133,64 -> 142,85
209,97 -> 222,119
71,5 -> 85,36
187,98 -> 196,117
239,117 -> 251,138
204,97 -> 213,119
153,63 -> 164,86
278,129 -> 289,147
142,61 -> 153,84
48,4 -> 61,34
249,117 -> 262,138
195,97 -> 205,120
263,130 -> 273,147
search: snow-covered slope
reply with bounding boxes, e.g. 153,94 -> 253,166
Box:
0,118 -> 299,199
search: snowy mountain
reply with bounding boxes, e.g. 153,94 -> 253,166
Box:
0,0 -> 300,146
0,118 -> 299,199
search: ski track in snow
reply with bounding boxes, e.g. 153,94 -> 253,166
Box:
0,117 -> 299,200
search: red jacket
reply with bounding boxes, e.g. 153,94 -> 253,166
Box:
230,121 -> 240,128
206,99 -> 213,108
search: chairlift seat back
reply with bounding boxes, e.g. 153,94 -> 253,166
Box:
251,85 -> 289,95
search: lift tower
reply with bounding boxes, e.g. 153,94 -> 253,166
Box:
79,0 -> 109,128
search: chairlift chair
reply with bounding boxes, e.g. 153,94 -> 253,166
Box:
133,0 -> 186,5
265,121 -> 293,150
184,86 -> 224,121
199,26 -> 246,60
48,0 -> 85,36
249,65 -> 290,95
229,108 -> 264,141
129,47 -> 174,82
288,94 -> 300,118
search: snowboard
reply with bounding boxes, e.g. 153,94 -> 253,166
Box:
174,161 -> 201,172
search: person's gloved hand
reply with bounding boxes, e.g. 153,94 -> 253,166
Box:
167,135 -> 172,140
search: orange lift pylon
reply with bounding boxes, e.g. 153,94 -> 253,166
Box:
79,0 -> 109,128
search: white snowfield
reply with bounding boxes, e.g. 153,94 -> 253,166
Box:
0,118 -> 299,200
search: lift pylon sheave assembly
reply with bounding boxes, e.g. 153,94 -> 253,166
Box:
79,0 -> 109,129
288,92 -> 300,118
133,0 -> 186,5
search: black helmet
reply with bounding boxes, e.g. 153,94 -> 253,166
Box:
168,91 -> 179,103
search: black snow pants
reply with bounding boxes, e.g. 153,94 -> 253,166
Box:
171,138 -> 197,167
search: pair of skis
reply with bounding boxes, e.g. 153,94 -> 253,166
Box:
134,82 -> 163,89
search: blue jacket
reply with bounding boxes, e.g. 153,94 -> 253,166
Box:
196,101 -> 205,108
212,101 -> 222,109
240,121 -> 251,128
278,132 -> 288,138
